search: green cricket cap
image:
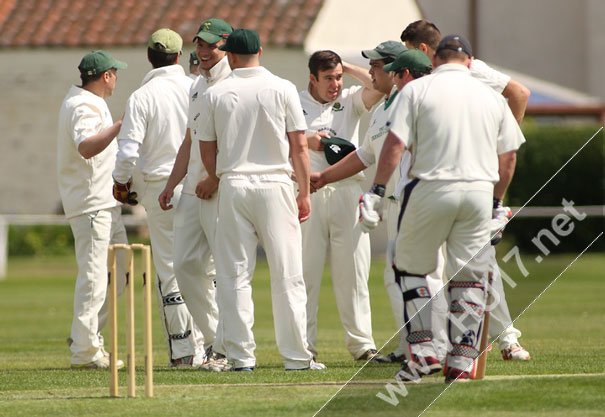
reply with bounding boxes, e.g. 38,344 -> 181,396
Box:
361,40 -> 406,60
383,49 -> 432,73
219,28 -> 260,54
78,50 -> 127,76
148,28 -> 183,54
194,18 -> 233,44
320,136 -> 356,165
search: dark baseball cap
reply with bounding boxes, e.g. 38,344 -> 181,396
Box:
435,34 -> 473,57
219,29 -> 260,54
383,49 -> 432,73
194,18 -> 232,44
362,40 -> 407,60
320,137 -> 356,165
78,50 -> 127,76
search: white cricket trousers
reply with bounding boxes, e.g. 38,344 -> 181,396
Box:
173,192 -> 220,353
140,180 -> 200,361
396,180 -> 492,372
69,206 -> 127,364
301,179 -> 375,359
214,174 -> 313,369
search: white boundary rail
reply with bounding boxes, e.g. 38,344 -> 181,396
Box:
0,206 -> 603,279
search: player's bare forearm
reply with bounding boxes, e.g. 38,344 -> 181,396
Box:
200,140 -> 219,182
503,79 -> 530,124
323,151 -> 366,184
342,61 -> 382,109
373,131 -> 405,186
494,150 -> 517,200
288,130 -> 311,197
78,119 -> 122,159
166,130 -> 191,192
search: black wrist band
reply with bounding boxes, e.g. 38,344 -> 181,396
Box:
493,197 -> 502,209
370,184 -> 386,198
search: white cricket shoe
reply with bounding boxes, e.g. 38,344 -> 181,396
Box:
501,343 -> 531,361
199,351 -> 231,372
71,355 -> 125,370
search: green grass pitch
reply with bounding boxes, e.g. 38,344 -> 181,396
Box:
0,251 -> 603,417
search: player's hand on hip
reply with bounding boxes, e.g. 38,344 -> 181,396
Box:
158,187 -> 174,211
297,194 -> 311,223
112,178 -> 138,205
196,175 -> 219,200
359,184 -> 385,232
490,205 -> 512,245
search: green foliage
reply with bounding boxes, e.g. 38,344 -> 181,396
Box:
505,125 -> 604,252
8,225 -> 74,256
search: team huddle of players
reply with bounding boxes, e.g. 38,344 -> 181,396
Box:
57,18 -> 530,381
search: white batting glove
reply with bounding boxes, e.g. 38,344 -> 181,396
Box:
490,205 -> 512,245
359,184 -> 385,233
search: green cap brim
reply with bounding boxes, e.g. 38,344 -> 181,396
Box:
194,32 -> 222,44
361,49 -> 386,60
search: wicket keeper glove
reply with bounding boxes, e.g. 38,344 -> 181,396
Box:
490,198 -> 512,245
359,184 -> 385,233
112,178 -> 138,205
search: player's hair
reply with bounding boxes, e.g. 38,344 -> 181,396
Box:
308,50 -> 342,78
147,48 -> 179,69
395,67 -> 432,79
400,20 -> 441,50
79,71 -> 104,86
434,48 -> 468,62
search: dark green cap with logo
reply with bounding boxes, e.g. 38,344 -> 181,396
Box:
78,50 -> 127,76
361,40 -> 406,60
383,49 -> 432,73
194,18 -> 233,44
320,137 -> 356,165
219,28 -> 261,54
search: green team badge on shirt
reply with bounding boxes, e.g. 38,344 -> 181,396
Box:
332,102 -> 343,112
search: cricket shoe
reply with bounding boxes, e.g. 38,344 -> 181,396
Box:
67,337 -> 124,369
199,351 -> 231,372
395,355 -> 442,382
385,352 -> 406,363
71,355 -> 125,370
444,367 -> 471,383
286,360 -> 327,371
501,343 -> 531,361
170,355 -> 195,368
357,348 -> 390,363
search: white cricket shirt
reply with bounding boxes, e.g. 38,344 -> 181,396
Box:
114,65 -> 192,182
184,56 -> 231,195
470,59 -> 510,94
57,85 -> 120,218
388,63 -> 525,183
197,66 -> 307,176
357,88 -> 400,197
299,86 -> 367,174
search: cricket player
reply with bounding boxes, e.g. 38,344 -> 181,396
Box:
197,29 -> 324,371
159,18 -> 233,371
310,48 -> 449,363
400,20 -> 532,361
299,48 -> 387,362
113,28 -> 200,367
57,50 -> 128,369
362,35 -> 525,382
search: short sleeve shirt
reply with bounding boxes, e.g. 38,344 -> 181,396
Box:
388,64 -> 525,183
299,86 -> 367,174
197,67 -> 307,176
57,85 -> 119,218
